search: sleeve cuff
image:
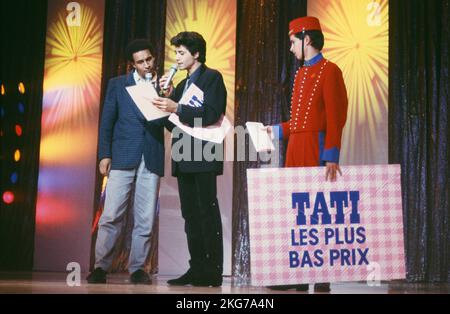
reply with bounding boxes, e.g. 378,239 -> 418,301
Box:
273,124 -> 283,140
176,104 -> 183,114
322,147 -> 340,163
99,154 -> 111,160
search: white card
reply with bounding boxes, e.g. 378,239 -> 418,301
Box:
126,84 -> 170,121
179,83 -> 204,108
245,122 -> 275,152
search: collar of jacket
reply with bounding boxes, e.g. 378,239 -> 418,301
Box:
186,63 -> 206,84
304,53 -> 323,67
125,71 -> 137,87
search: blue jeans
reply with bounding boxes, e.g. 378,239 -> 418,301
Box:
95,156 -> 160,273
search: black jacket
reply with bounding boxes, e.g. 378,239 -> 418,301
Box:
169,64 -> 227,176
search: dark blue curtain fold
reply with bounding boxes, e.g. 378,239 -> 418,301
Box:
389,0 -> 449,282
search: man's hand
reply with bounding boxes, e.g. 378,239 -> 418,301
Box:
152,97 -> 178,113
325,162 -> 342,182
261,125 -> 274,140
99,158 -> 112,176
158,74 -> 173,97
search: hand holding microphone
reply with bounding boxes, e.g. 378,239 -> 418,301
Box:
159,64 -> 177,97
153,64 -> 179,112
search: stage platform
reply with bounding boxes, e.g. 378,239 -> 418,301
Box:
0,272 -> 448,294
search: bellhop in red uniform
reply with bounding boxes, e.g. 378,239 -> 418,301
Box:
275,16 -> 348,170
267,16 -> 348,292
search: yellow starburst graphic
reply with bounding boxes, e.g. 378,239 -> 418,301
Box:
309,0 -> 389,165
165,0 -> 236,121
43,3 -> 103,130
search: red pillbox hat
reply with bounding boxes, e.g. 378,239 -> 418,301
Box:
288,16 -> 322,35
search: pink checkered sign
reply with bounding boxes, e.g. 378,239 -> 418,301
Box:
247,164 -> 406,286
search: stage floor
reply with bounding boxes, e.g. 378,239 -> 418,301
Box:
0,272 -> 448,294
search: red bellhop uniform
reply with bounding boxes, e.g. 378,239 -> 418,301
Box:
276,17 -> 348,167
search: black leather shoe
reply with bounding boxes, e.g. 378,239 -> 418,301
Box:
267,284 -> 308,291
167,270 -> 196,286
192,274 -> 222,287
314,282 -> 331,292
86,267 -> 107,284
130,269 -> 152,284
295,284 -> 309,291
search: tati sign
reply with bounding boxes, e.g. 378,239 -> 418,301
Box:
247,165 -> 406,286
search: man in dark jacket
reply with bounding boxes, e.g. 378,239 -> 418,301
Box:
153,31 -> 227,287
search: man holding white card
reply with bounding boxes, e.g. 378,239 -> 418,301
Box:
153,31 -> 227,287
88,39 -> 167,285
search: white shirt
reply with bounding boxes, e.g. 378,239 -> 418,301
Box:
133,70 -> 159,87
133,70 -> 151,85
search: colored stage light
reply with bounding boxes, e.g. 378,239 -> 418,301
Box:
18,102 -> 25,113
15,124 -> 23,136
18,82 -> 25,94
1,84 -> 5,95
2,191 -> 14,204
14,149 -> 21,162
11,172 -> 18,184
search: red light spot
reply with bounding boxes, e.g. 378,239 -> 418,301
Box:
35,193 -> 76,225
15,125 -> 22,136
2,191 -> 15,204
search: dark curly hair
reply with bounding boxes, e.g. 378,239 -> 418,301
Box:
125,39 -> 155,62
170,32 -> 206,63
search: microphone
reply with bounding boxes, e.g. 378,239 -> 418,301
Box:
163,64 -> 178,90
144,72 -> 152,82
